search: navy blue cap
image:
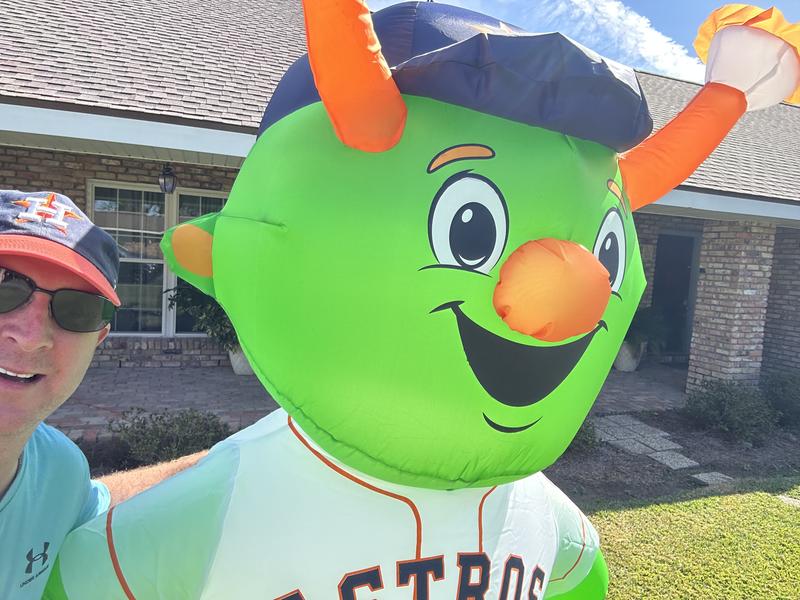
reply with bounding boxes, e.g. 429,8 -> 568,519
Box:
260,1 -> 653,152
0,190 -> 121,305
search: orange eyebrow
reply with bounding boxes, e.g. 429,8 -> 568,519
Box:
607,179 -> 628,216
427,144 -> 495,173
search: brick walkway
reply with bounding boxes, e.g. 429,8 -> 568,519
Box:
47,363 -> 687,442
49,368 -> 278,442
592,362 -> 687,415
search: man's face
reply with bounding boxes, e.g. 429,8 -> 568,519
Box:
0,255 -> 109,437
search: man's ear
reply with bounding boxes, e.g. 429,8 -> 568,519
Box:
160,212 -> 218,298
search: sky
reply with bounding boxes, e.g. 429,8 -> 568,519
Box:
369,0 -> 800,83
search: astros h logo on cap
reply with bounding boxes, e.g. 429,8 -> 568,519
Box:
0,190 -> 121,306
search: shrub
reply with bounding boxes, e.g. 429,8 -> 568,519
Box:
761,372 -> 800,429
78,436 -> 136,476
683,380 -> 777,445
166,285 -> 238,352
625,306 -> 670,353
567,420 -> 599,454
110,408 -> 231,467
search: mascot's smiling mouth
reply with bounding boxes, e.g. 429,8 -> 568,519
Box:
432,301 -> 606,431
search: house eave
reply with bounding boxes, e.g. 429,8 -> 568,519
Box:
0,102 -> 256,168
642,187 -> 800,228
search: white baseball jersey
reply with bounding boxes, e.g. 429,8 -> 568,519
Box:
54,409 -> 600,599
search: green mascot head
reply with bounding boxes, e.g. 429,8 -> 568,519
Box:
162,1 -> 657,489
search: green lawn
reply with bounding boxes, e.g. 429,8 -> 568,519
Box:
589,477 -> 800,599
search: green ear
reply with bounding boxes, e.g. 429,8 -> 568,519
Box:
160,212 -> 219,298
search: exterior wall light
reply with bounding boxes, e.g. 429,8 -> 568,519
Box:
158,163 -> 177,193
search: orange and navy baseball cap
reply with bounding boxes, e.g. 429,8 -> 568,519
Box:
0,190 -> 121,306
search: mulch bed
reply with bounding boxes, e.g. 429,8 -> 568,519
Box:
545,410 -> 800,509
638,409 -> 800,479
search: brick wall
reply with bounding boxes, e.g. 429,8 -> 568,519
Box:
0,145 -> 237,213
686,220 -> 776,392
0,144 -> 239,367
763,227 -> 800,375
92,336 -> 231,368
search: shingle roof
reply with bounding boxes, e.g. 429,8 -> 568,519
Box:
0,0 -> 797,201
0,0 -> 307,130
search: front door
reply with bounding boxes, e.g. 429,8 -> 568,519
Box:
651,233 -> 698,360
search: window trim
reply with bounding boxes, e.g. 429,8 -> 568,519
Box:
87,179 -> 227,338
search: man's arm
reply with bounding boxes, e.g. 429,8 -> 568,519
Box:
98,450 -> 207,505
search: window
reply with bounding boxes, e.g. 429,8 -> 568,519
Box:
89,182 -> 226,336
178,194 -> 225,224
175,194 -> 226,333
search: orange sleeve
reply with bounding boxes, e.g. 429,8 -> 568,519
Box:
618,82 -> 746,211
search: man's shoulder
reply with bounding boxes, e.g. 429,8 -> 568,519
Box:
28,423 -> 88,479
0,426 -> 92,599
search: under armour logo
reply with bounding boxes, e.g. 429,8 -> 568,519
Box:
12,193 -> 81,235
25,542 -> 49,574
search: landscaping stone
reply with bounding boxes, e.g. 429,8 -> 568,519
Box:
594,427 -> 620,442
692,472 -> 734,486
602,414 -> 645,427
778,495 -> 800,509
592,415 -> 670,437
648,451 -> 699,470
626,423 -> 671,438
634,435 -> 682,452
608,439 -> 654,455
593,414 -> 692,460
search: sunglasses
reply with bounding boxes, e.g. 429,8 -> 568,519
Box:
0,267 -> 116,333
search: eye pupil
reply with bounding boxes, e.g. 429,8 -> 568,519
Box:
599,232 -> 619,284
450,202 -> 496,267
593,208 -> 626,293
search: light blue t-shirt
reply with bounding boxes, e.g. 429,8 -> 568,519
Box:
0,423 -> 110,599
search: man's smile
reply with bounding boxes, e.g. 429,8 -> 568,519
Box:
0,364 -> 43,387
432,301 -> 605,430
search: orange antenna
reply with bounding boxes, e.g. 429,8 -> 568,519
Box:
303,0 -> 407,152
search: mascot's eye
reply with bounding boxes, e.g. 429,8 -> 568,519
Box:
593,208 -> 626,292
428,174 -> 508,274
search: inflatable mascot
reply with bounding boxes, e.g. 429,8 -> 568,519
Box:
45,2 -> 800,598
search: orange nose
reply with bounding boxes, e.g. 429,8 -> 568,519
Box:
493,239 -> 611,343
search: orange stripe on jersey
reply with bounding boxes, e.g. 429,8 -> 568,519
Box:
287,415 -> 424,559
549,513 -> 587,583
106,506 -> 137,600
477,486 -> 497,553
